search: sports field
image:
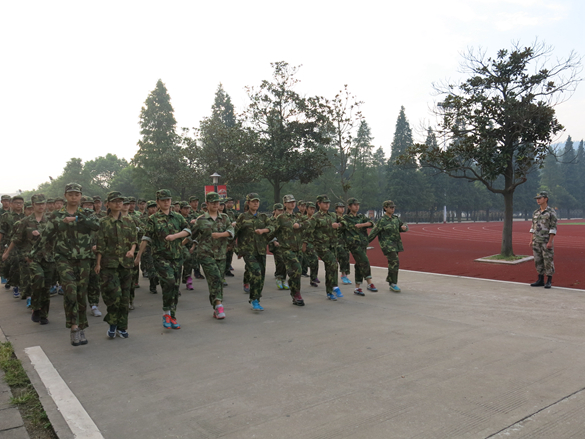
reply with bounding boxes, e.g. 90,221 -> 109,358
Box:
367,220 -> 585,289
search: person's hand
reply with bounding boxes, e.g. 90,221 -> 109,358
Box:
274,241 -> 280,247
529,239 -> 533,246
293,223 -> 300,229
125,250 -> 134,258
63,216 -> 76,223
2,251 -> 9,261
190,219 -> 196,224
32,230 -> 40,237
165,234 -> 175,242
401,225 -> 407,231
134,256 -> 141,266
254,229 -> 266,235
546,241 -> 554,250
94,264 -> 101,274
211,232 -> 223,239
332,222 -> 340,229
302,243 -> 307,252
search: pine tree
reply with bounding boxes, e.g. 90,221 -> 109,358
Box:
390,106 -> 413,160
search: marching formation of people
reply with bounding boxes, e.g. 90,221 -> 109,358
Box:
0,183 -> 409,346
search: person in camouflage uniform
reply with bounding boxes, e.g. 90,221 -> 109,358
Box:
136,189 -> 191,329
341,198 -> 377,296
301,202 -> 320,287
92,196 -> 107,219
12,202 -> 33,303
95,191 -> 138,339
122,197 -> 143,309
30,183 -> 100,346
0,195 -> 25,296
335,202 -> 351,285
0,195 -> 11,285
296,201 -> 308,277
224,197 -> 239,278
272,194 -> 309,306
268,203 -> 288,290
368,200 -> 408,293
141,200 -> 159,293
178,201 -> 193,289
190,192 -> 234,319
313,195 -> 344,300
4,195 -> 53,317
186,195 -> 205,281
529,191 -> 557,289
235,193 -> 274,311
80,196 -> 103,317
45,198 -> 55,214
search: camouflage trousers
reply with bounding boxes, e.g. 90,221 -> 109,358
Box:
99,265 -> 131,330
273,248 -> 287,280
281,250 -> 301,298
304,248 -> 319,282
153,256 -> 181,317
20,257 -> 31,297
200,256 -> 224,307
384,251 -> 399,285
348,245 -> 372,285
242,254 -> 266,302
141,245 -> 157,281
300,251 -> 308,275
56,258 -> 90,330
130,265 -> 139,302
29,259 -> 55,319
337,244 -> 350,274
316,247 -> 339,295
88,260 -> 101,306
181,249 -> 194,283
225,249 -> 234,274
2,251 -> 21,286
532,241 -> 555,276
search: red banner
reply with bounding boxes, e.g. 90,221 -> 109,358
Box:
217,185 -> 227,199
204,186 -> 215,196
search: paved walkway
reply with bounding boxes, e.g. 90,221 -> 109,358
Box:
1,257 -> 585,438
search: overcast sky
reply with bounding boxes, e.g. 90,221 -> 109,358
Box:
1,0 -> 583,194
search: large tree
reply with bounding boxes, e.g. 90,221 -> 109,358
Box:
401,42 -> 581,256
244,62 -> 331,203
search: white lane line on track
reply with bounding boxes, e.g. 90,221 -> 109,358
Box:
24,346 -> 104,439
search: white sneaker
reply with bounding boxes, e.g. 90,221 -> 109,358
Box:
91,306 -> 102,317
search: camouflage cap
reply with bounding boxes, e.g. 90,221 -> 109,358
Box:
147,200 -> 157,208
1,195 -> 11,201
106,191 -> 124,202
347,197 -> 360,205
306,201 -> 316,209
273,203 -> 284,210
173,200 -> 181,206
156,189 -> 172,200
12,195 -> 24,202
24,201 -> 32,208
54,197 -> 65,202
383,200 -> 396,208
46,198 -> 55,203
31,194 -> 47,204
201,202 -> 207,208
127,196 -> 136,203
189,195 -> 200,202
137,198 -> 146,203
81,195 -> 93,203
316,194 -> 331,203
179,201 -> 190,209
123,197 -> 131,204
297,200 -> 306,206
534,191 -> 549,199
246,193 -> 260,202
206,191 -> 221,203
283,194 -> 296,203
92,195 -> 102,202
219,200 -> 225,205
65,182 -> 82,193
225,197 -> 233,202
336,202 -> 346,208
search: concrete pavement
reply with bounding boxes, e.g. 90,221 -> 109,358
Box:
1,257 -> 585,438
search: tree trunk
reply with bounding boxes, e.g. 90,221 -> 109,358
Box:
500,190 -> 514,256
273,177 -> 281,204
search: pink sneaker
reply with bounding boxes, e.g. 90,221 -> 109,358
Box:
214,304 -> 225,319
186,276 -> 193,290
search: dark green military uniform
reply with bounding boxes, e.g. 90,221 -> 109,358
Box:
0,198 -> 26,289
341,199 -> 373,285
268,204 -> 287,285
529,191 -> 557,285
313,195 -> 341,298
301,202 -> 319,284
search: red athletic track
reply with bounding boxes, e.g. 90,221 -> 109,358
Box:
364,220 -> 585,289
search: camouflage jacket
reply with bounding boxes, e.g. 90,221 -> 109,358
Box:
191,212 -> 234,260
96,215 -> 138,269
11,214 -> 54,262
94,210 -> 107,219
143,210 -> 191,260
272,212 -> 307,252
226,208 -> 239,222
300,215 -> 316,250
31,207 -> 100,261
368,214 -> 408,253
235,212 -> 274,256
312,211 -> 339,252
0,211 -> 25,246
341,213 -> 372,248
530,206 -> 558,243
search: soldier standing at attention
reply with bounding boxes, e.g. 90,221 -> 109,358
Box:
135,189 -> 191,329
341,198 -> 377,296
235,193 -> 273,311
53,197 -> 64,211
190,192 -> 234,319
95,191 -> 137,339
529,191 -> 557,289
335,202 -> 352,285
272,195 -> 307,306
93,196 -> 107,218
313,195 -> 343,301
368,200 -> 408,293
30,183 -> 100,346
137,199 -> 147,216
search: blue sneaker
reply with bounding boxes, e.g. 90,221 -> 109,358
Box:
341,276 -> 352,285
163,315 -> 172,328
13,287 -> 20,299
390,283 -> 401,293
107,325 -> 117,339
251,300 -> 264,311
57,286 -> 64,295
282,281 -> 290,290
117,329 -> 129,338
49,285 -> 58,296
26,297 -> 31,308
333,287 -> 343,298
327,293 -> 337,301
